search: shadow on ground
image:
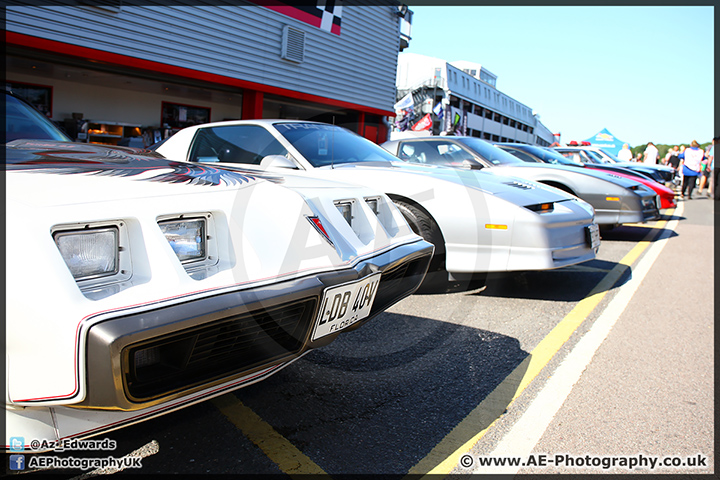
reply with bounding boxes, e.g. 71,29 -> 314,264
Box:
473,259 -> 630,302
600,224 -> 679,242
231,312 -> 529,475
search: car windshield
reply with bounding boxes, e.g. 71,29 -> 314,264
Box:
583,149 -> 607,163
274,123 -> 399,167
455,137 -> 523,165
522,145 -> 578,165
598,149 -> 622,163
5,92 -> 71,143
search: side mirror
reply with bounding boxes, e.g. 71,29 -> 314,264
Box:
462,159 -> 483,170
260,155 -> 300,170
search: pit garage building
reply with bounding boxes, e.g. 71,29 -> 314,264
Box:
6,2 -> 410,147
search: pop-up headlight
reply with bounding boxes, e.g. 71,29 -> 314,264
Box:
365,197 -> 380,215
335,201 -> 353,225
53,227 -> 119,280
158,218 -> 207,264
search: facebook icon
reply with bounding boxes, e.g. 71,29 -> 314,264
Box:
9,454 -> 25,471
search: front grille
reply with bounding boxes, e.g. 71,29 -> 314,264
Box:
124,298 -> 317,401
370,256 -> 430,317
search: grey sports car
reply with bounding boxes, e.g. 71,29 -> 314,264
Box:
381,136 -> 660,227
553,145 -> 674,184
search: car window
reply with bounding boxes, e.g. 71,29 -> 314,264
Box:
274,123 -> 399,167
598,149 -> 621,163
558,151 -> 586,165
503,148 -> 539,163
530,146 -> 576,165
5,93 -> 71,143
582,149 -> 604,163
452,137 -> 523,165
399,140 -> 473,165
188,125 -> 289,164
398,143 -> 428,163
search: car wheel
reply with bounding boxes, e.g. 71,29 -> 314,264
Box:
394,200 -> 447,291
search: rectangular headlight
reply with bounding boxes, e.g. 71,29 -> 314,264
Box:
159,218 -> 207,264
53,227 -> 119,280
335,201 -> 353,225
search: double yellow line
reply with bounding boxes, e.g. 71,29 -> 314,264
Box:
212,395 -> 326,475
409,218 -> 668,476
212,215 -> 672,477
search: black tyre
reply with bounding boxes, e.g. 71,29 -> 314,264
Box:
394,200 -> 447,291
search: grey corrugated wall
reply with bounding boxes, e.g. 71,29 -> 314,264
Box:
6,2 -> 401,111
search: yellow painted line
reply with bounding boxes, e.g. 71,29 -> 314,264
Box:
620,222 -> 667,229
212,394 -> 327,476
409,212 -> 672,477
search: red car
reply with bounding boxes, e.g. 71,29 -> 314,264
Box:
583,167 -> 676,209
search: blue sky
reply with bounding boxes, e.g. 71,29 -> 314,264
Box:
404,5 -> 714,147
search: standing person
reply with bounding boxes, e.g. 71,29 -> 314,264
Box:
617,143 -> 633,162
635,152 -> 643,163
679,140 -> 704,199
643,142 -> 659,165
667,146 -> 681,186
697,145 -> 712,195
708,137 -> 717,199
662,147 -> 673,165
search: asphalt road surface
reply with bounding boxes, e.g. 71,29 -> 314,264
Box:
14,196 -> 715,477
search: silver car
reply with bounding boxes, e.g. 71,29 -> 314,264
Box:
381,136 -> 660,228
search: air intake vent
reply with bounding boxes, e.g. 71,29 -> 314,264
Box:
281,25 -> 305,63
504,181 -> 534,190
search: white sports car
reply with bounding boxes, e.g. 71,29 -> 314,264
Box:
5,92 -> 433,449
154,120 -> 600,285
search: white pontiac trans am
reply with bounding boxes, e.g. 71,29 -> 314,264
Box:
155,120 -> 601,285
4,93 -> 433,449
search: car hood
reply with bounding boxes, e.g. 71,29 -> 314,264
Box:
315,161 -> 576,204
614,161 -> 673,172
495,162 -> 643,189
214,162 -> 374,192
6,139 -> 280,206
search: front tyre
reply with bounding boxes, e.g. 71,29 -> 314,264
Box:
394,200 -> 447,291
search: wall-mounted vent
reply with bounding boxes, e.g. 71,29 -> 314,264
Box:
78,1 -> 122,15
281,25 -> 305,63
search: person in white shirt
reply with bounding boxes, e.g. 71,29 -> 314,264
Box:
617,143 -> 633,162
643,142 -> 659,165
679,140 -> 704,199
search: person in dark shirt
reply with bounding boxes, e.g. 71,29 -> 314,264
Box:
667,145 -> 681,186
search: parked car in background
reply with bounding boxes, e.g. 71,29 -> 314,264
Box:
497,143 -> 676,210
154,120 -> 600,287
554,145 -> 674,184
380,136 -> 659,228
5,91 -> 433,448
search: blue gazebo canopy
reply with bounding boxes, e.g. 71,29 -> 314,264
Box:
583,128 -> 627,156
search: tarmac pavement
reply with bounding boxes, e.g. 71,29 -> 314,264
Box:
467,195 -> 715,475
